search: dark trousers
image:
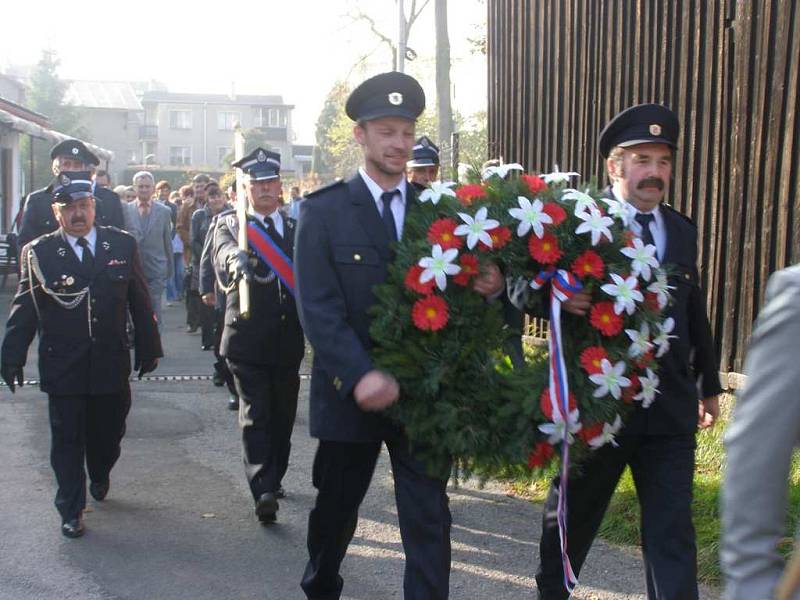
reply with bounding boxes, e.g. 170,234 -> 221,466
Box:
185,288 -> 201,328
213,308 -> 236,396
199,302 -> 215,347
300,436 -> 452,600
536,434 -> 698,600
226,360 -> 300,499
48,389 -> 131,522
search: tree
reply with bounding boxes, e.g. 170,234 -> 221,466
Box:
350,0 -> 430,71
435,0 -> 453,152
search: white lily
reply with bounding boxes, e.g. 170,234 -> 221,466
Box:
575,206 -> 615,246
418,244 -> 461,291
454,206 -> 500,250
653,317 -> 676,358
541,164 -> 580,185
589,359 -> 632,400
635,368 -> 660,408
588,415 -> 623,449
507,196 -> 552,238
538,409 -> 582,445
418,181 -> 457,205
647,269 -> 673,310
625,322 -> 652,358
601,273 -> 644,315
620,238 -> 660,281
562,188 -> 598,214
481,162 -> 524,181
600,197 -> 630,226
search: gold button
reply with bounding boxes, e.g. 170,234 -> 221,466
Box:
281,314 -> 286,321
684,273 -> 691,280
354,254 -> 362,261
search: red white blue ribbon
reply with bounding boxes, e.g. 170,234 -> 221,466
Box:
246,221 -> 295,296
531,267 -> 582,592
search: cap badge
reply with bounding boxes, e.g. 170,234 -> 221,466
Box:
388,92 -> 403,106
60,174 -> 71,186
421,138 -> 429,147
257,150 -> 267,162
649,124 -> 662,136
71,147 -> 79,155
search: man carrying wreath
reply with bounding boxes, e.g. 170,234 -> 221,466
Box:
533,104 -> 722,599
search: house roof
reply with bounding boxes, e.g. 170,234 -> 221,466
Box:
141,91 -> 288,107
64,81 -> 143,111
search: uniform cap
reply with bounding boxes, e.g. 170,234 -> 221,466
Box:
51,171 -> 94,204
346,72 -> 425,122
231,147 -> 281,181
407,136 -> 440,167
50,139 -> 99,166
598,103 -> 679,158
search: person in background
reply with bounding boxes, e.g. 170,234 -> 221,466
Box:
406,135 -> 440,192
93,169 -> 112,189
286,185 -> 303,220
180,174 -> 209,333
165,187 -> 184,305
123,186 -> 136,204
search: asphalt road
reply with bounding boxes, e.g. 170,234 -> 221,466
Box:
0,287 -> 721,599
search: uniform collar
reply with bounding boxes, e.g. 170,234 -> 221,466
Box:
64,226 -> 97,252
358,167 -> 407,208
611,184 -> 664,228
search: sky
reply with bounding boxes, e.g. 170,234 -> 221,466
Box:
1,0 -> 488,144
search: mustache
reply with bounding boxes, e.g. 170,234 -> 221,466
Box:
638,177 -> 664,190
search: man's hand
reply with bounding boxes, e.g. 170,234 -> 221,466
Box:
353,370 -> 400,412
563,289 -> 592,316
228,251 -> 252,283
472,262 -> 505,297
1,364 -> 23,393
201,292 -> 216,307
698,395 -> 720,429
134,358 -> 159,380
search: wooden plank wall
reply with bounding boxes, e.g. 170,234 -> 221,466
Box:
487,0 -> 800,372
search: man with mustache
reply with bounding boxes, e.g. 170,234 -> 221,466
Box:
1,172 -> 161,538
17,140 -> 124,252
533,104 -> 722,599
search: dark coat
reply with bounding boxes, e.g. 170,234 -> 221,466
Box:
294,175 -> 421,442
1,226 -> 162,395
18,184 -> 124,251
211,211 -> 304,368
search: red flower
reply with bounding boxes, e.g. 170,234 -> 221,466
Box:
455,184 -> 488,206
427,218 -> 463,251
644,291 -> 660,312
589,301 -> 624,337
539,388 -> 577,420
571,250 -> 605,280
478,226 -> 512,251
528,442 -> 555,468
622,373 -> 641,404
541,202 -> 567,226
412,295 -> 450,331
529,232 -> 563,264
577,422 -> 604,444
404,264 -> 435,295
521,174 -> 548,195
622,230 -> 636,248
580,346 -> 609,375
453,254 -> 480,286
635,350 -> 655,370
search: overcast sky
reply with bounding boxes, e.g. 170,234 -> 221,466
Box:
2,0 -> 487,144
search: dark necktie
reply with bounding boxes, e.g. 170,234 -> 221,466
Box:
380,190 -> 398,242
635,213 -> 656,248
77,237 -> 94,270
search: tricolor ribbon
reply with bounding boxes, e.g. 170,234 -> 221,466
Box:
531,267 -> 582,592
246,221 -> 295,296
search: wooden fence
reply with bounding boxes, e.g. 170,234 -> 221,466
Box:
487,0 -> 800,373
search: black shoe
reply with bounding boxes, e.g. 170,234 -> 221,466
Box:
227,396 -> 239,411
61,516 -> 85,538
275,487 -> 285,499
201,344 -> 213,351
89,481 -> 110,501
255,492 -> 278,523
186,325 -> 198,333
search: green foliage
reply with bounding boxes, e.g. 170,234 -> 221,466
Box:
312,81 -> 359,180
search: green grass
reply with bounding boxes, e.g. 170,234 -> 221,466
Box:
503,394 -> 800,585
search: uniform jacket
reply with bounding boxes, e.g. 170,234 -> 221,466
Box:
1,226 -> 162,395
18,184 -> 124,251
722,264 -> 800,600
211,210 -> 304,368
294,174 -> 422,442
122,201 -> 174,284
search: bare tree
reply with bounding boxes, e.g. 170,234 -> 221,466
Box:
435,0 -> 453,151
349,0 -> 430,70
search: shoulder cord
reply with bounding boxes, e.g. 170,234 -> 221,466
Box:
212,219 -> 274,294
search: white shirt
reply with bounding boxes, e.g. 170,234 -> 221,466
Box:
65,227 -> 97,261
358,167 -> 407,240
249,207 -> 284,237
612,186 -> 667,260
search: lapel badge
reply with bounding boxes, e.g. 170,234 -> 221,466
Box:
649,124 -> 662,136
388,92 -> 403,105
57,247 -> 67,257
102,241 -> 111,251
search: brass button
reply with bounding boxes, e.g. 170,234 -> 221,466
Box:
684,273 -> 691,280
92,317 -> 98,323
281,314 -> 286,321
354,254 -> 362,261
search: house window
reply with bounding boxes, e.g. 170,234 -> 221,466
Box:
169,110 -> 192,129
218,147 -> 232,167
217,111 -> 240,131
254,107 -> 286,128
169,146 -> 192,166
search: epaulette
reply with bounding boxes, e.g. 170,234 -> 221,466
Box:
215,208 -> 236,222
306,179 -> 346,199
29,230 -> 59,248
662,203 -> 696,227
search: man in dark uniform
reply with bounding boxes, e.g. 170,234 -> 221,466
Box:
406,135 -> 440,192
18,140 -> 124,251
209,148 -> 304,523
1,172 -> 162,538
533,104 -> 722,599
294,72 -> 506,600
